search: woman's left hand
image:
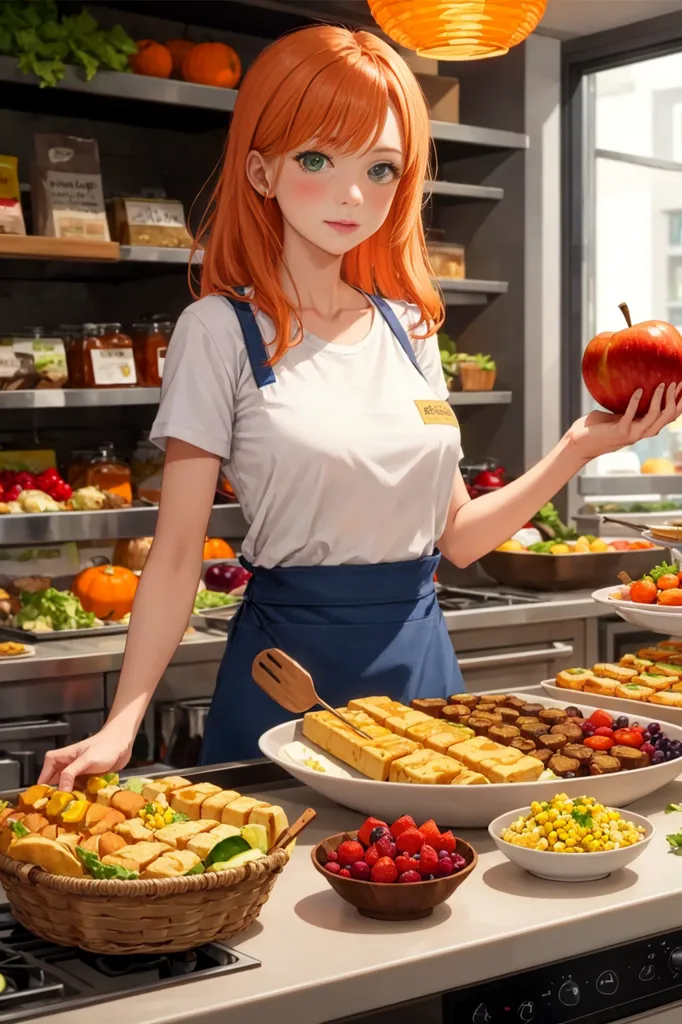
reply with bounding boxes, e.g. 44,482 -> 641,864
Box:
566,382 -> 682,463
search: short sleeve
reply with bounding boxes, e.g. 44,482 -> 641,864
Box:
150,299 -> 244,460
391,300 -> 450,401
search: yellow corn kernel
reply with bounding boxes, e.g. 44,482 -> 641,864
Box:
548,830 -> 558,845
553,841 -> 566,851
548,809 -> 559,822
535,812 -> 549,825
536,838 -> 549,850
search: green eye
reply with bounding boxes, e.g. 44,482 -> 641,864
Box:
296,151 -> 329,173
368,161 -> 399,184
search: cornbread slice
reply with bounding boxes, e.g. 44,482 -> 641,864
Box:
142,850 -> 201,879
334,709 -> 377,729
170,783 -> 222,820
385,710 -> 433,737
482,756 -> 544,783
186,824 -> 241,859
422,726 -> 474,753
593,663 -> 637,683
142,776 -> 192,802
153,819 -> 216,850
248,804 -> 288,847
102,841 -> 170,873
95,784 -> 121,807
347,698 -> 411,724
114,819 -> 153,843
201,789 -> 241,821
448,736 -> 522,771
388,748 -> 435,782
302,710 -> 338,749
390,749 -> 465,784
356,736 -> 419,781
222,797 -> 269,827
451,769 -> 490,785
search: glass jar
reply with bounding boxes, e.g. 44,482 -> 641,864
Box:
84,444 -> 132,504
58,324 -> 85,388
82,323 -> 137,388
132,319 -> 173,388
68,448 -> 97,489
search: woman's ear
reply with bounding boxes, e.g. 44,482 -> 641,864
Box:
246,150 -> 273,198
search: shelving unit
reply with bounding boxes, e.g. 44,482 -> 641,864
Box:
0,389 -> 161,409
449,391 -> 512,407
0,236 -> 119,261
424,181 -> 504,202
578,475 -> 682,496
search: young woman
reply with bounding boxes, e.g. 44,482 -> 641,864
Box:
41,25 -> 682,788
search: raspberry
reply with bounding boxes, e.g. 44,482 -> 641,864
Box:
398,870 -> 421,884
451,853 -> 467,872
325,850 -> 339,863
375,835 -> 397,859
337,840 -> 364,867
419,819 -> 441,846
371,856 -> 398,883
390,814 -> 416,839
395,827 -> 425,855
434,830 -> 457,855
339,868 -> 351,878
325,861 -> 341,875
350,860 -> 372,881
395,854 -> 419,875
358,817 -> 388,848
364,843 -> 380,868
435,856 -> 454,877
418,844 -> 438,876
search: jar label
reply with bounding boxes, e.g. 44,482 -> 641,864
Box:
157,347 -> 167,379
90,348 -> 137,386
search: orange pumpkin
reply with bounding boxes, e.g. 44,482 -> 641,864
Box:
113,537 -> 153,571
165,38 -> 195,75
181,42 -> 241,89
130,40 -> 172,79
203,538 -> 235,560
72,565 -> 138,621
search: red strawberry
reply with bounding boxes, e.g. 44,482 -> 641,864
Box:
375,835 -> 397,859
418,844 -> 438,876
395,827 -> 425,855
358,816 -> 388,847
434,830 -> 457,855
419,819 -> 441,846
398,870 -> 421,884
364,843 -> 380,868
390,814 -> 416,839
339,868 -> 351,878
395,854 -> 419,875
337,840 -> 364,867
371,856 -> 398,883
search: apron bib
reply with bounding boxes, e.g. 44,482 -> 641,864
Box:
200,295 -> 466,764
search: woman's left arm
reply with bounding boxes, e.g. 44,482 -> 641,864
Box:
440,382 -> 682,568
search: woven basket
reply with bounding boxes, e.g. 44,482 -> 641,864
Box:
0,847 -> 288,954
459,364 -> 497,391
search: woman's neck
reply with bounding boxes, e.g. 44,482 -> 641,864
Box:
279,224 -> 366,317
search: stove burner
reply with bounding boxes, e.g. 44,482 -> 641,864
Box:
436,585 -> 540,612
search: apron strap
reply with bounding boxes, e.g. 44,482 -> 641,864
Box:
367,294 -> 427,382
226,297 -> 276,389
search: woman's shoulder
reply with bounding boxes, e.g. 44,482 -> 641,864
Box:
177,294 -> 244,338
382,299 -> 433,345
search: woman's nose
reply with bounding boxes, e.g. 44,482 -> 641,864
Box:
338,181 -> 364,206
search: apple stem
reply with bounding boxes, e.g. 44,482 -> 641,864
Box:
618,302 -> 632,327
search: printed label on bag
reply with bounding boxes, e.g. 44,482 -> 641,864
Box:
414,400 -> 458,426
90,348 -> 137,386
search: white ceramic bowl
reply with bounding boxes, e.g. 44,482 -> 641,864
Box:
541,680 -> 682,727
258,693 -> 682,828
592,585 -> 682,635
489,807 -> 654,881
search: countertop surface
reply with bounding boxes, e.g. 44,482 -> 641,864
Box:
0,589 -> 613,684
23,776 -> 682,1024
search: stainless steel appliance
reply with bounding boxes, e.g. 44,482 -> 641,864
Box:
599,619 -> 665,664
0,721 -> 70,787
165,700 -> 212,768
435,585 -> 541,611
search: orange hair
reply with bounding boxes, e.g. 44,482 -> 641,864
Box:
192,25 -> 443,363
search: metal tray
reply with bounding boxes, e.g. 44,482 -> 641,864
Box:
479,544 -> 664,592
0,622 -> 128,643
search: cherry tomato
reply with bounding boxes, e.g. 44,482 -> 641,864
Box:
594,726 -> 614,737
4,484 -> 21,502
630,579 -> 658,604
612,727 -> 644,748
14,471 -> 36,490
584,735 -> 614,751
657,573 -> 680,591
588,709 -> 614,729
658,588 -> 682,607
678,571 -> 682,585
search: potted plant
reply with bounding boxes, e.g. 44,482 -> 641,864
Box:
438,333 -> 459,390
458,353 -> 497,391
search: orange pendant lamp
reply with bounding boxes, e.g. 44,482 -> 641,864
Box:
367,0 -> 547,60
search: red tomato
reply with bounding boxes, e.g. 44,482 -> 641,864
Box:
588,709 -> 614,729
657,573 -> 680,591
594,726 -> 614,737
630,579 -> 658,604
584,735 -> 614,751
612,728 -> 644,748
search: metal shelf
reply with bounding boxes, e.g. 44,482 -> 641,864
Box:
424,181 -> 504,201
448,391 -> 512,406
0,388 -> 160,409
578,475 -> 682,497
429,119 -> 528,150
120,246 -> 200,264
0,504 -> 248,544
438,278 -> 508,306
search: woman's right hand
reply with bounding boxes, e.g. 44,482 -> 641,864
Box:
39,726 -> 134,792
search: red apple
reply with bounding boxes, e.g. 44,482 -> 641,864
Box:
582,302 -> 682,415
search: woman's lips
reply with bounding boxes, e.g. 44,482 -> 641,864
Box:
324,220 -> 360,234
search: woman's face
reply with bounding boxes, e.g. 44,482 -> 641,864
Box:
253,105 -> 405,256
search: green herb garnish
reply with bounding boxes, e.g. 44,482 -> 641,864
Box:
667,832 -> 682,852
76,847 -> 138,880
647,562 -> 679,583
10,820 -> 29,838
571,806 -> 594,830
666,803 -> 682,814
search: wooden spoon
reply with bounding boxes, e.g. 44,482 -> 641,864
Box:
269,807 -> 317,854
252,648 -> 374,739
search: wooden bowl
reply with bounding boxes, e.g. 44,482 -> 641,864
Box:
311,830 -> 477,921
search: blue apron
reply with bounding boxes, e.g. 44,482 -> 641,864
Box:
200,295 -> 466,764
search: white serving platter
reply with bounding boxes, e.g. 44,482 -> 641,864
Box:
541,680 -> 682,727
0,643 -> 35,661
258,692 -> 682,828
592,585 -> 682,635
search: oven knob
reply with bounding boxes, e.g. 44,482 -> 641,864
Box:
639,964 -> 656,982
669,948 -> 682,974
558,980 -> 581,1006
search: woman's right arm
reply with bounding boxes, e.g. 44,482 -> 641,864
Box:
39,438 -> 221,791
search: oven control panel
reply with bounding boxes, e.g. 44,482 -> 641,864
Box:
443,929 -> 682,1023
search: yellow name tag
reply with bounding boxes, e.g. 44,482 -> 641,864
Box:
414,400 -> 459,426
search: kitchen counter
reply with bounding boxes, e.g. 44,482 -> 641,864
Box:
0,589 -> 613,685
22,776 -> 682,1024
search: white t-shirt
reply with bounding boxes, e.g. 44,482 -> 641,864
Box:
150,295 -> 462,568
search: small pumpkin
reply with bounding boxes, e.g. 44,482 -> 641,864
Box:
165,38 -> 195,75
113,537 -> 153,572
181,42 -> 241,89
130,40 -> 173,79
203,538 -> 235,560
72,565 -> 138,622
